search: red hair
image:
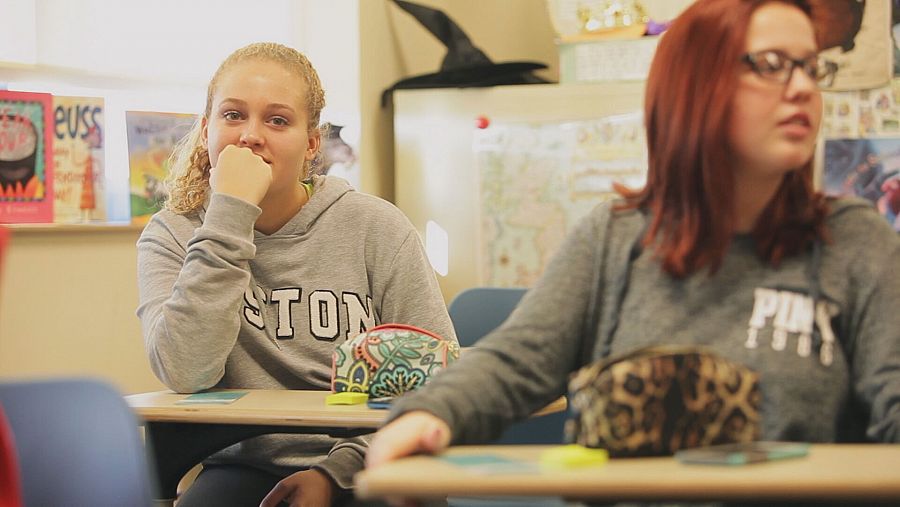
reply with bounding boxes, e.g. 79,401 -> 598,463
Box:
616,0 -> 830,277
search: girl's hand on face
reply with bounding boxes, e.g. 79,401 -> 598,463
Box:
365,411 -> 451,469
209,144 -> 273,206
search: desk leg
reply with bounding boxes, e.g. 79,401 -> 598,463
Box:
143,422 -> 371,504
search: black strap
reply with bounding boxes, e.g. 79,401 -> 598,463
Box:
582,209 -> 646,364
581,213 -> 610,363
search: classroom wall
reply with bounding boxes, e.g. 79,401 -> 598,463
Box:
0,228 -> 163,393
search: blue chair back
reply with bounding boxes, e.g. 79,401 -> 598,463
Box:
0,378 -> 155,507
447,287 -> 566,445
448,287 -> 527,347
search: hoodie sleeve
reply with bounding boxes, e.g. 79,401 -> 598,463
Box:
311,211 -> 459,489
136,193 -> 261,393
386,205 -> 613,444
853,258 -> 900,443
311,434 -> 372,491
377,229 -> 457,343
842,215 -> 900,443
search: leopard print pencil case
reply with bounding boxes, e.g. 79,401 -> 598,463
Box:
565,345 -> 762,457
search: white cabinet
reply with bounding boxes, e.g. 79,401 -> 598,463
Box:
394,83 -> 646,302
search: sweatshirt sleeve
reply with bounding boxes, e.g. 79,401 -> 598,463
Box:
386,207 -> 610,444
847,230 -> 900,442
376,229 -> 457,343
136,193 -> 261,393
313,223 -> 459,488
311,434 -> 372,491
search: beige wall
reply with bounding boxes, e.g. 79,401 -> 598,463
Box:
0,228 -> 164,394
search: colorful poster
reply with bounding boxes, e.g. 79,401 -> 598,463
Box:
823,137 -> 900,231
892,0 -> 900,76
309,122 -> 359,186
52,95 -> 105,223
822,78 -> 900,138
474,113 -> 646,287
125,111 -> 196,225
0,90 -> 54,224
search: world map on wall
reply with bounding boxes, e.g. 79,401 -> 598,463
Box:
474,113 -> 647,288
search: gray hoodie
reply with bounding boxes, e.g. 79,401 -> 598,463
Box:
390,198 -> 900,446
137,175 -> 456,488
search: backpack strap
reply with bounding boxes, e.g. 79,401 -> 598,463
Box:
581,207 -> 647,365
808,197 -> 874,359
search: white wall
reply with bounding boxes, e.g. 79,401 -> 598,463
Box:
34,0 -> 296,85
296,0 -> 363,190
0,0 -> 37,65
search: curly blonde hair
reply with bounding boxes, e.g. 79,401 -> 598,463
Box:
164,42 -> 326,214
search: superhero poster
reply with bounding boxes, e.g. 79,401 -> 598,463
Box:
824,137 -> 900,231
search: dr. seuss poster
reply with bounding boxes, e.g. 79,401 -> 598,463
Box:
0,90 -> 54,223
53,95 -> 106,223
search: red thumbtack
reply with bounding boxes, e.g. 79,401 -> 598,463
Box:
475,115 -> 490,129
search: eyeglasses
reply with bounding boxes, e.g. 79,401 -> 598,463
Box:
741,50 -> 838,87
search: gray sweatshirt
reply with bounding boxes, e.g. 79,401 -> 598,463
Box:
390,198 -> 900,446
136,175 -> 456,489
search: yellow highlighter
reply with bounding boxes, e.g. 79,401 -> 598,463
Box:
325,392 -> 369,405
540,444 -> 609,469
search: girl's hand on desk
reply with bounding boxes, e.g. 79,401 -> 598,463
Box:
210,144 -> 273,206
366,411 -> 451,468
259,468 -> 333,507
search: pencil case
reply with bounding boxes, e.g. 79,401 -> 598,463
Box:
330,323 -> 460,398
565,345 -> 762,457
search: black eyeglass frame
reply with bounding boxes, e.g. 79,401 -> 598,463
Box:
741,50 -> 839,87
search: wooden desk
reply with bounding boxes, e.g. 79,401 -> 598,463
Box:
126,389 -> 384,428
355,444 -> 900,504
126,389 -> 383,505
126,390 -> 567,505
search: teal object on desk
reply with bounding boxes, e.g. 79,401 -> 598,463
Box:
175,391 -> 248,405
675,441 -> 810,465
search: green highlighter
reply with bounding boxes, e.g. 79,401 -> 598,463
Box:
325,392 -> 369,405
540,444 -> 609,469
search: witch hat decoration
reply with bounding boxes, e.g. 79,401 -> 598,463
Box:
382,0 -> 550,106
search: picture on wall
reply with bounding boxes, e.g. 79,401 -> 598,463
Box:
125,111 -> 196,225
893,0 -> 900,76
823,137 -> 900,231
474,112 -> 647,287
0,90 -> 54,224
817,0 -> 893,91
308,122 -> 358,186
52,95 -> 106,223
